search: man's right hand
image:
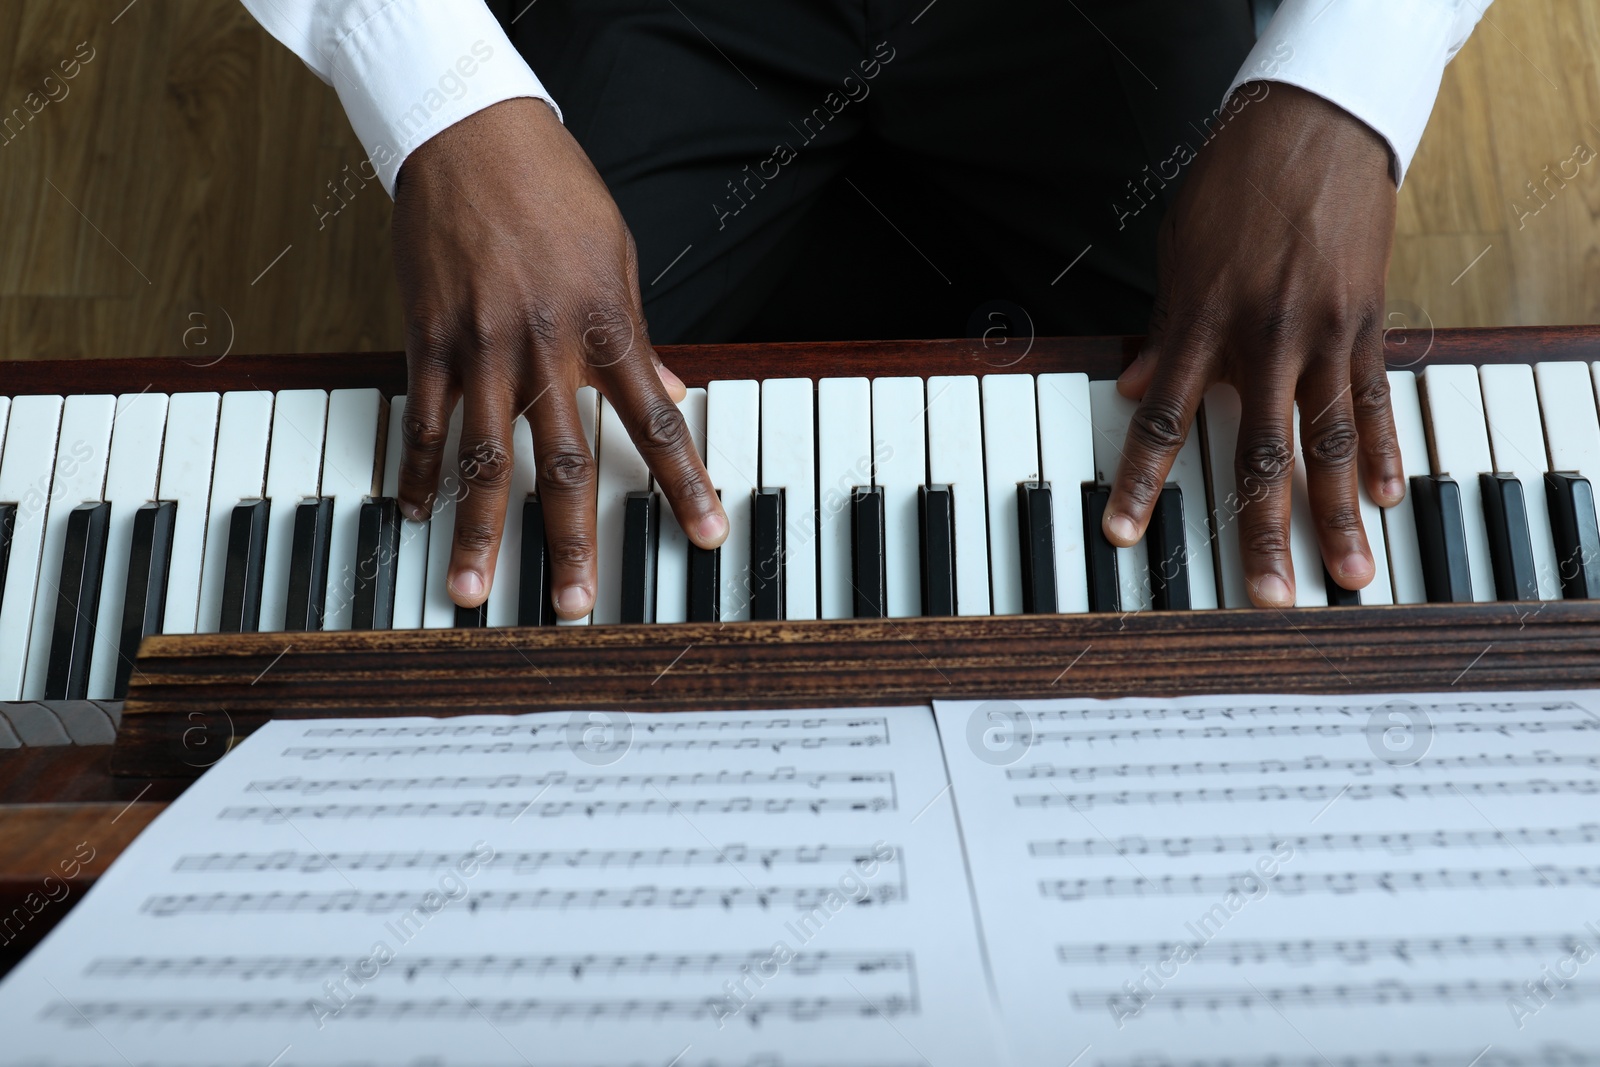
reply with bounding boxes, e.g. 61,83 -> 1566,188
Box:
390,98 -> 727,619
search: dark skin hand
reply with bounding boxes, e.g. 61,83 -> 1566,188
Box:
1107,82 -> 1404,608
391,98 -> 727,618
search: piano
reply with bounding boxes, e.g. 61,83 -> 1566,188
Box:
3,327 -> 1600,969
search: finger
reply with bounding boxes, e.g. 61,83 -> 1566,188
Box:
1349,313 -> 1405,506
1104,331 -> 1213,546
589,319 -> 726,550
448,388 -> 516,607
1298,361 -> 1375,591
530,383 -> 600,620
397,346 -> 455,521
1233,378 -> 1299,607
656,358 -> 687,403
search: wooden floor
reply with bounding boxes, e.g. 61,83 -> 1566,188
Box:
0,0 -> 1593,363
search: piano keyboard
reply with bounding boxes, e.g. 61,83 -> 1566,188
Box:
3,362 -> 1599,703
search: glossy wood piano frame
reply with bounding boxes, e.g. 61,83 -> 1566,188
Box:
4,327 -> 1600,970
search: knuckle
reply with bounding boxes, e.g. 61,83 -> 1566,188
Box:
1305,421 -> 1359,469
406,315 -> 454,359
1351,373 -> 1392,419
457,436 -> 513,488
1256,301 -> 1300,344
1118,466 -> 1167,511
550,540 -> 595,569
580,301 -> 639,367
453,522 -> 499,554
638,401 -> 689,454
523,305 -> 560,351
1129,399 -> 1187,453
1322,505 -> 1363,534
1242,525 -> 1289,559
402,414 -> 447,456
540,450 -> 596,494
1237,437 -> 1294,487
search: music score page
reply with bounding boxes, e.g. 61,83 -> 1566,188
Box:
935,690 -> 1600,1066
0,708 -> 1001,1067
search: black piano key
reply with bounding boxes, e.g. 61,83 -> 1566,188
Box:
0,503 -> 15,615
518,494 -> 557,626
454,602 -> 489,627
750,487 -> 785,622
687,489 -> 722,623
1145,486 -> 1190,612
115,501 -> 175,698
620,490 -> 660,624
852,486 -> 888,618
1082,484 -> 1121,613
1016,482 -> 1057,614
218,500 -> 270,633
1410,475 -> 1474,603
1480,473 -> 1540,601
1546,472 -> 1600,599
352,497 -> 401,630
284,496 -> 335,631
43,502 -> 111,700
918,485 -> 956,617
1323,567 -> 1362,606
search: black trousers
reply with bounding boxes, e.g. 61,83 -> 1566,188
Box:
509,1 -> 1254,344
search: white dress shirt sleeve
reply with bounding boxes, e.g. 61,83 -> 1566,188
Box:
1226,0 -> 1491,184
240,0 -> 560,195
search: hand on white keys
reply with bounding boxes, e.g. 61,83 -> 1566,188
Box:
1099,83 -> 1407,608
387,99 -> 727,620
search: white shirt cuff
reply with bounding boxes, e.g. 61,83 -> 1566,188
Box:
325,0 -> 561,195
1225,0 -> 1488,185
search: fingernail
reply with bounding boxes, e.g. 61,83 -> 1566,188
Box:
697,512 -> 728,545
658,364 -> 685,392
557,585 -> 591,615
1337,553 -> 1373,581
1256,574 -> 1293,606
1382,478 -> 1404,501
1106,514 -> 1138,545
451,570 -> 484,599
399,500 -> 428,521
1117,351 -> 1148,383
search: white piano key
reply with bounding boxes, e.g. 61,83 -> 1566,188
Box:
980,374 -> 1040,616
1353,476 -> 1394,606
422,402 -> 465,628
1168,407 -> 1220,610
0,397 -> 59,699
1201,384 -> 1251,608
706,380 -> 760,622
21,395 -> 115,699
1419,365 -> 1497,602
593,397 -> 651,625
86,392 -> 169,699
927,376 -> 991,616
486,416 -> 537,628
761,378 -> 817,620
1536,362 -> 1600,471
1480,364 -> 1559,599
381,395 -> 428,630
556,385 -> 600,627
319,388 -> 384,629
196,392 -> 274,633
1288,408 -> 1328,607
1036,373 -> 1094,614
1087,381 -> 1149,613
1384,371 -> 1431,605
654,388 -> 707,625
257,390 -> 328,632
818,378 -> 872,620
871,377 -> 927,619
158,393 -> 221,634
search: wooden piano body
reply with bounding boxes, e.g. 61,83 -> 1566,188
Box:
3,326 -> 1599,973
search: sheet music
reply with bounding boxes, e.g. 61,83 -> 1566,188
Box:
0,708 -> 1003,1067
934,690 -> 1600,1066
